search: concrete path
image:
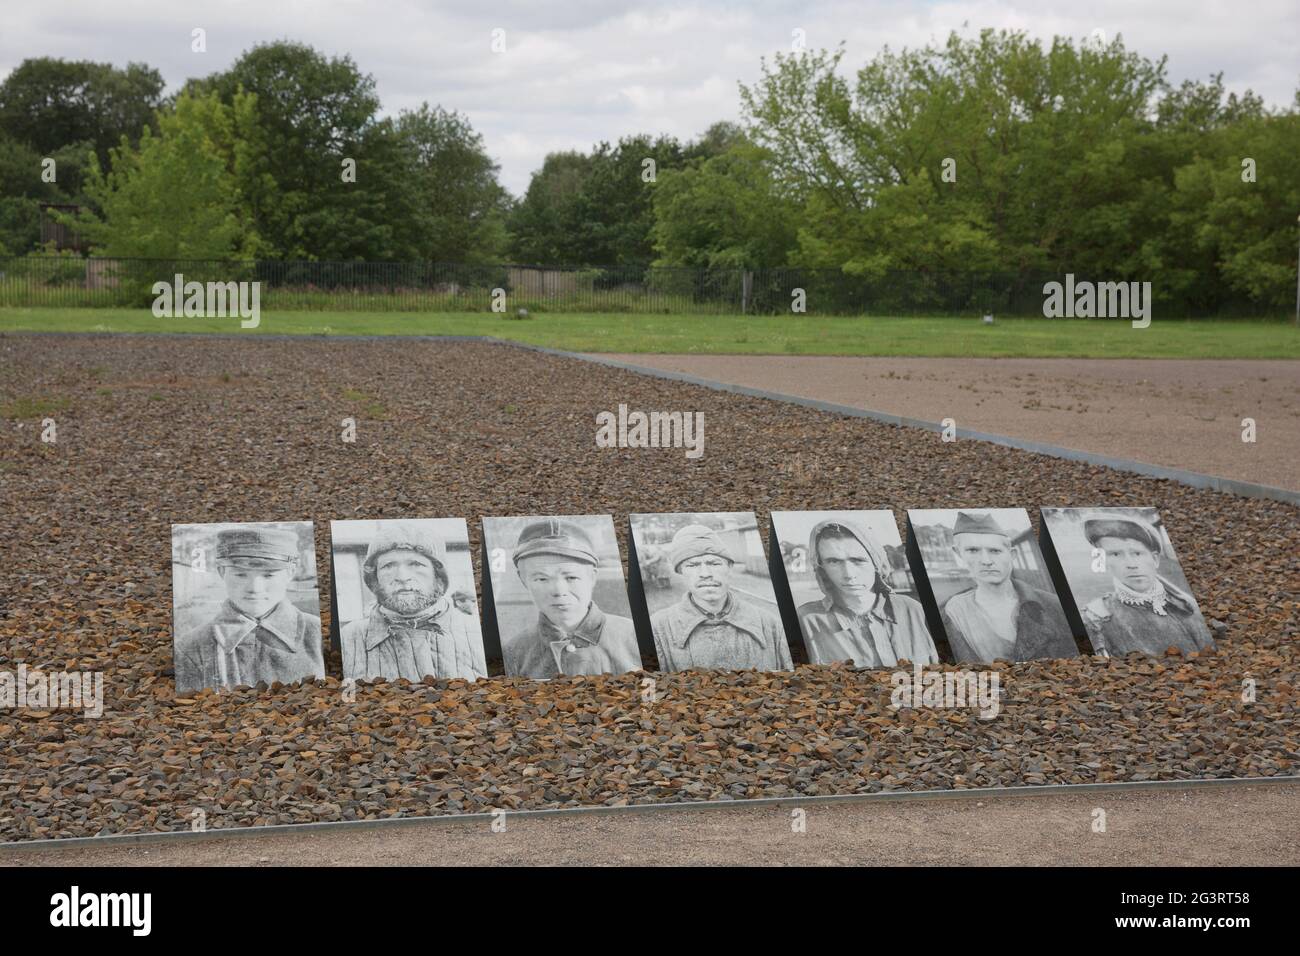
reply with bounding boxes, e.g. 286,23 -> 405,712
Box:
591,355 -> 1300,492
3,783 -> 1296,866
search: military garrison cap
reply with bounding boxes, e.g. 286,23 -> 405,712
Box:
512,519 -> 599,567
1084,516 -> 1162,554
951,511 -> 1009,538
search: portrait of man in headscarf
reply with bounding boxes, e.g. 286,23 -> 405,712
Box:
795,518 -> 939,667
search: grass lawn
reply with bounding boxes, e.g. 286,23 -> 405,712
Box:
1,307 -> 1297,359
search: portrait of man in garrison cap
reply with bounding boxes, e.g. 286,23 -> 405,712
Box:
771,511 -> 939,668
633,513 -> 792,673
941,510 -> 1077,663
483,515 -> 642,679
1041,507 -> 1214,657
331,519 -> 487,683
907,508 -> 1077,664
171,522 -> 325,693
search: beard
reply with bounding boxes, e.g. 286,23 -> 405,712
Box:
376,581 -> 442,616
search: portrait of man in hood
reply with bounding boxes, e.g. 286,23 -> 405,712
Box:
793,517 -> 939,668
334,521 -> 487,683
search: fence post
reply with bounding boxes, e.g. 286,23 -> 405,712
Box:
741,270 -> 753,314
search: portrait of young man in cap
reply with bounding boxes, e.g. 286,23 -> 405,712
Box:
1039,507 -> 1215,658
934,510 -> 1076,664
648,521 -> 792,673
793,518 -> 939,667
1079,514 -> 1214,656
502,517 -> 642,678
335,521 -> 487,683
172,523 -> 325,693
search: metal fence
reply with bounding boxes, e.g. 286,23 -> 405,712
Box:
0,256 -> 1282,317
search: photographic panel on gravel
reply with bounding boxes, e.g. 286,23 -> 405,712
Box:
480,514 -> 642,678
628,511 -> 794,673
904,508 -> 1082,665
329,518 -> 487,684
769,509 -> 939,668
1039,507 -> 1216,657
170,521 -> 325,695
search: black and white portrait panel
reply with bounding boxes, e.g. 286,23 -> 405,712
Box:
481,515 -> 642,679
330,518 -> 487,683
771,510 -> 938,668
907,508 -> 1078,664
1040,507 -> 1214,657
630,512 -> 792,673
171,521 -> 324,693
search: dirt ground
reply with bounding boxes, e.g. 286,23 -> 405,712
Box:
3,783 -> 1295,866
592,356 -> 1300,492
2,337 -> 1295,867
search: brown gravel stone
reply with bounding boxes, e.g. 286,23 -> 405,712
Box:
0,333 -> 1296,842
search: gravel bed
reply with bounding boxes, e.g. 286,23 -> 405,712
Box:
0,334 -> 1295,840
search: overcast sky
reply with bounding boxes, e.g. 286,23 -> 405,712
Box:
4,1 -> 1296,195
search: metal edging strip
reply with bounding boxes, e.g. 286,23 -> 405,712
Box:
1,774 -> 1296,854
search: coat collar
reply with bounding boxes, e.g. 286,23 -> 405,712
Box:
820,590 -> 899,626
671,590 -> 767,649
538,602 -> 607,647
212,599 -> 302,652
365,596 -> 451,651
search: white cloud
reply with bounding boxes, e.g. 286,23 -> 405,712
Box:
1,0 -> 1295,195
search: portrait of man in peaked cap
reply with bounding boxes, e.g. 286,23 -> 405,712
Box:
331,519 -> 487,683
171,522 -> 325,693
1041,507 -> 1214,658
483,515 -> 642,679
771,511 -> 939,668
633,512 -> 792,673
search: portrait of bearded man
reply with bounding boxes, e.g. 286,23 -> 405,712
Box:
338,522 -> 487,682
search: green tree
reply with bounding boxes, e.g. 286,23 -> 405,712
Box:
510,134 -> 689,265
391,104 -> 511,262
1164,110 -> 1300,308
739,32 -> 1168,276
0,58 -> 164,166
193,41 -> 385,259
508,151 -> 594,263
0,132 -> 64,254
652,141 -> 799,268
579,134 -> 685,264
75,89 -> 264,259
